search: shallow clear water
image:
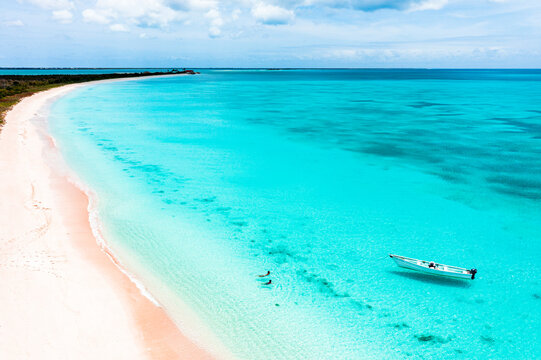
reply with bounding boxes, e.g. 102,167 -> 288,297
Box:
49,70 -> 541,359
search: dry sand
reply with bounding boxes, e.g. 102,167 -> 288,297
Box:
0,83 -> 215,360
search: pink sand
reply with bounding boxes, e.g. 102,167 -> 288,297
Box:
0,83 -> 217,360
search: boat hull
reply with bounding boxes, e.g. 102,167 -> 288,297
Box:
391,256 -> 473,280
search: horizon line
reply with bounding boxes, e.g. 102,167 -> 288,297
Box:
2,67 -> 541,70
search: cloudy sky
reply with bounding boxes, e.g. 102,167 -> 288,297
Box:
1,0 -> 540,67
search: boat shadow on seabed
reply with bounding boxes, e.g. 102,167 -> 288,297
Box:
388,270 -> 473,288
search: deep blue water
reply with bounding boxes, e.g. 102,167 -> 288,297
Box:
49,69 -> 541,359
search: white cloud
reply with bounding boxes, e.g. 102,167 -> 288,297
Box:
82,9 -> 114,24
231,9 -> 241,21
408,0 -> 448,11
139,32 -> 157,38
186,0 -> 217,12
209,26 -> 221,37
251,3 -> 294,25
110,23 -> 129,32
83,0 -> 187,28
12,0 -> 541,68
52,9 -> 73,23
206,9 -> 223,26
204,8 -> 224,37
3,20 -> 25,27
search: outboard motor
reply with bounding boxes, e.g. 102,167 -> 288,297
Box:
470,269 -> 477,280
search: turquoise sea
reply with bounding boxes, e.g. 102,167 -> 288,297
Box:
48,70 -> 541,359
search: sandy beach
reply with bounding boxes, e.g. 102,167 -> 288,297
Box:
0,82 -> 214,360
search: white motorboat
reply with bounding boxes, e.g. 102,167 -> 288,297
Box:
389,254 -> 477,280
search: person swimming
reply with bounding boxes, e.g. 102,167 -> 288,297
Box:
258,271 -> 271,277
263,280 -> 272,285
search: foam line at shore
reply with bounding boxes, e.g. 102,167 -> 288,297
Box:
0,76 -> 218,360
81,176 -> 163,307
45,128 -> 163,307
37,77 -> 184,307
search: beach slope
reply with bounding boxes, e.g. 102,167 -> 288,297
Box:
0,85 -> 213,360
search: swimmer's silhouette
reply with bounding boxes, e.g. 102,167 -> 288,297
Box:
263,280 -> 272,285
258,271 -> 270,277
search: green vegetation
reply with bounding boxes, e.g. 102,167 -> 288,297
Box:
0,70 -> 195,128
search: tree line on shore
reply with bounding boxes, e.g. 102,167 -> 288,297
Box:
0,69 -> 197,127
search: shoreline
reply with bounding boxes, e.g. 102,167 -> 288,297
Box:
0,77 -> 216,359
0,72 -> 196,127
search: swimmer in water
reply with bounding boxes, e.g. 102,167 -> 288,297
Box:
258,271 -> 271,277
263,280 -> 272,285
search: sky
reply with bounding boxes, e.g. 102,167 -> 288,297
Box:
1,0 -> 541,68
